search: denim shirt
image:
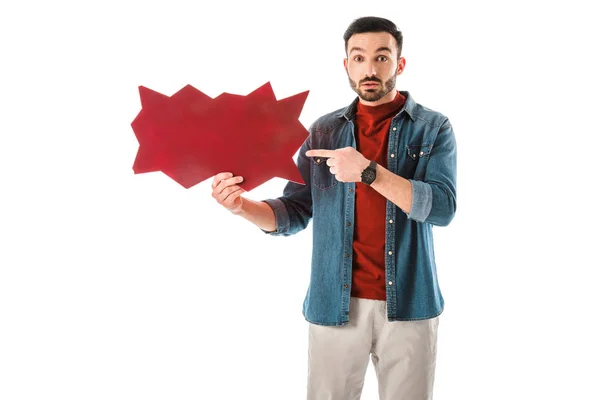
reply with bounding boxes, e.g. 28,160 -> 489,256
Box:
263,91 -> 457,326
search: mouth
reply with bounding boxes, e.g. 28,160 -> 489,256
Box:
361,81 -> 380,88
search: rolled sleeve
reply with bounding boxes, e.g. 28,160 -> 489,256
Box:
406,179 -> 433,222
262,198 -> 291,235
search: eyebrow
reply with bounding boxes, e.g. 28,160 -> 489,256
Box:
349,46 -> 393,54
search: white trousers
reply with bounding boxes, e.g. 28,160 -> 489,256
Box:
307,297 -> 440,400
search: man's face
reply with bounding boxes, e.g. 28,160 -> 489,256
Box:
344,32 -> 405,105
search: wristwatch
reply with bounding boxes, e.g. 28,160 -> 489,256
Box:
360,160 -> 377,185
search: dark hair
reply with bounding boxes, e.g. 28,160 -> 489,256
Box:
343,16 -> 403,57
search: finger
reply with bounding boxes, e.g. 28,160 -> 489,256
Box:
217,185 -> 244,204
223,187 -> 245,207
212,172 -> 234,188
326,158 -> 337,167
306,149 -> 336,158
329,166 -> 337,175
214,176 -> 244,194
215,184 -> 239,202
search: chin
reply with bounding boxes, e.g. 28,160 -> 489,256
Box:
360,92 -> 384,102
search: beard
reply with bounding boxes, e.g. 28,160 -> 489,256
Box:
348,74 -> 396,102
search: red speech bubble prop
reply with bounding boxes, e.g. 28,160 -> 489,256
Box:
130,82 -> 309,191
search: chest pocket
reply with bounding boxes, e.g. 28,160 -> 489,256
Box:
311,156 -> 338,190
401,144 -> 433,178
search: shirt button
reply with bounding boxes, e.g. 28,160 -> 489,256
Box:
388,251 -> 393,255
389,219 -> 393,224
346,221 -> 351,226
345,253 -> 350,258
392,127 -> 397,131
388,281 -> 393,286
316,158 -> 321,163
390,154 -> 395,158
344,284 -> 349,288
420,151 -> 424,156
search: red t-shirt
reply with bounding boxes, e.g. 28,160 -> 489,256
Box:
351,91 -> 406,300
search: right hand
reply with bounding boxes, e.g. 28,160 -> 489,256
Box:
211,172 -> 245,214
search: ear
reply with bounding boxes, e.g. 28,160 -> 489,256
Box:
396,57 -> 406,75
343,57 -> 348,72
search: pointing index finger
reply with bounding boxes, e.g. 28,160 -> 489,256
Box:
305,149 -> 336,158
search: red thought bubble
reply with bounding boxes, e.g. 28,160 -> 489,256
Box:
130,82 -> 309,191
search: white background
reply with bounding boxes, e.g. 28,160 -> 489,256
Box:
1,0 -> 599,399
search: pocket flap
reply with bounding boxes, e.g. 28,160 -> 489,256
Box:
406,144 -> 432,160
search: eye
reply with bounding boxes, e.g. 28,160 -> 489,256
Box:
377,55 -> 388,62
353,55 -> 364,62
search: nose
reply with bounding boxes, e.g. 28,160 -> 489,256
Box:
364,62 -> 377,78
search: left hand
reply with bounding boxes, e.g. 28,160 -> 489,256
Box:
305,147 -> 371,183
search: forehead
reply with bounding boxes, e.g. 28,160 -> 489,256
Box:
347,32 -> 397,54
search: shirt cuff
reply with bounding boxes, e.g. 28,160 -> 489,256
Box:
262,198 -> 290,234
407,180 -> 432,222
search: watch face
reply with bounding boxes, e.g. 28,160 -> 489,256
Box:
362,168 -> 376,184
